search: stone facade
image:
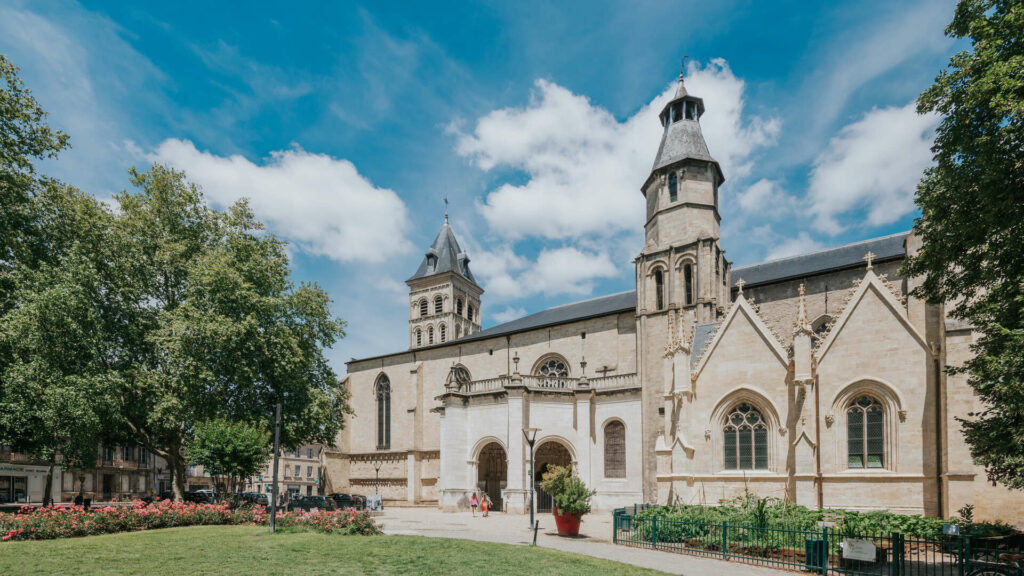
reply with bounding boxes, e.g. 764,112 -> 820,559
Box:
326,72 -> 1024,525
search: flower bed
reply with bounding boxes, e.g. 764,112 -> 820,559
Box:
0,499 -> 381,542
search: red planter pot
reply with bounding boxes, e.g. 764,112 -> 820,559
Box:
552,508 -> 582,536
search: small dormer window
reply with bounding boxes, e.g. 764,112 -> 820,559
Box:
668,172 -> 678,203
426,255 -> 436,270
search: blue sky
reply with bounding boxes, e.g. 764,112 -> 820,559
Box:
1,0 -> 958,371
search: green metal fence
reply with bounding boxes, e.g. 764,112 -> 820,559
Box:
612,508 -> 1023,575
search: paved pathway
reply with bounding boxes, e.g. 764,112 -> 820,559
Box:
377,507 -> 791,576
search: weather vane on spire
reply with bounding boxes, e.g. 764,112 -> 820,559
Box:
444,195 -> 449,223
680,55 -> 689,80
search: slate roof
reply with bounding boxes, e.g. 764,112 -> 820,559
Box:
690,322 -> 719,368
459,290 -> 636,344
731,231 -> 909,289
408,220 -> 477,284
350,232 -> 909,365
650,77 -> 724,183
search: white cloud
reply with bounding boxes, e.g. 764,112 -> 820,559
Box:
686,59 -> 781,180
150,139 -> 413,263
807,103 -> 938,234
492,306 -> 527,324
453,60 -> 778,240
520,247 -> 618,297
736,178 -> 793,215
764,232 -> 825,261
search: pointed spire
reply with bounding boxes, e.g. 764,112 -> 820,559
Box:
795,283 -> 812,335
674,55 -> 689,99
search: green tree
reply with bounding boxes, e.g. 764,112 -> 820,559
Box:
0,184 -> 119,505
904,0 -> 1024,487
185,419 -> 271,498
111,165 -> 350,500
0,54 -> 70,315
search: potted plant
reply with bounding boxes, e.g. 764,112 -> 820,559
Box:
539,465 -> 595,536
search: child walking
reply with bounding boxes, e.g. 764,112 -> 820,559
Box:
469,492 -> 479,517
481,492 -> 490,517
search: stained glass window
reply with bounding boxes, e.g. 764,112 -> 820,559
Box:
848,396 -> 884,469
723,403 -> 768,470
376,375 -> 391,450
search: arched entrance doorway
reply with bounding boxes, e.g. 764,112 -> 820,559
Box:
477,442 -> 507,512
533,441 -> 572,513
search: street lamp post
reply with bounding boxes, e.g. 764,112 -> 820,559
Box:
522,427 -> 540,529
269,400 -> 282,533
371,457 -> 384,510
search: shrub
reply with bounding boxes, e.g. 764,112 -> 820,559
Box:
0,499 -> 381,542
632,496 -> 1018,542
540,465 -> 595,518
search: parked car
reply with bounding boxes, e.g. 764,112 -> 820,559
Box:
286,495 -> 336,512
238,492 -> 269,506
183,490 -> 217,504
327,493 -> 359,509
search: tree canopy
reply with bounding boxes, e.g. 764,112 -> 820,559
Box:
904,0 -> 1024,488
185,419 -> 271,497
110,165 -> 349,498
0,54 -> 350,501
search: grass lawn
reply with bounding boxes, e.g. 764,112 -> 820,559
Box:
0,525 -> 667,575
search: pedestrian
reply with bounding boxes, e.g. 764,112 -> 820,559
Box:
482,493 -> 490,517
469,491 -> 479,517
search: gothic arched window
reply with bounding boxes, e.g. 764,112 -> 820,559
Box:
375,375 -> 391,450
684,264 -> 694,306
653,269 -> 665,311
847,396 -> 884,469
723,403 -> 768,470
669,172 -> 678,203
604,421 -> 626,478
428,326 -> 434,345
440,323 -> 446,343
457,299 -> 464,316
415,329 -> 422,347
467,304 -> 475,322
419,299 -> 428,317
434,296 -> 443,314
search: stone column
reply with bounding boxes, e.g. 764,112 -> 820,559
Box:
438,393 -> 469,512
503,373 -> 527,513
575,378 -> 593,487
406,452 -> 419,504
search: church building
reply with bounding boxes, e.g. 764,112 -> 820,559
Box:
324,72 -> 1024,523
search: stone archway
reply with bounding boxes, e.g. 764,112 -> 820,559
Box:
533,441 -> 572,513
477,442 -> 507,512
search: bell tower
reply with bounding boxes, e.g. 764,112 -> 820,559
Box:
407,210 -> 482,349
637,68 -> 731,501
637,70 -> 731,324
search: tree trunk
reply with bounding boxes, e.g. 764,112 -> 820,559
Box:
43,455 -> 56,507
167,448 -> 186,501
